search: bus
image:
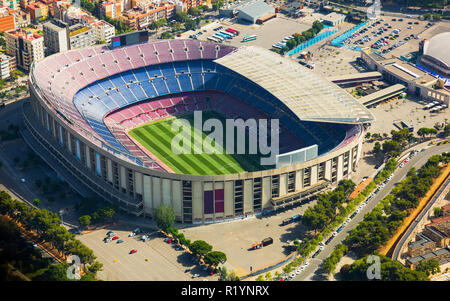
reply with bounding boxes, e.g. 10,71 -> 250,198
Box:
272,44 -> 282,49
215,32 -> 229,39
212,34 -> 224,42
242,35 -> 257,42
208,36 -> 220,43
219,31 -> 233,39
226,28 -> 239,36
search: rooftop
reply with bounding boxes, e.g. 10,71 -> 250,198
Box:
321,12 -> 346,23
423,32 -> 450,68
214,46 -> 374,124
5,28 -> 42,40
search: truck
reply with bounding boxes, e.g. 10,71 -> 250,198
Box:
250,237 -> 273,250
262,237 -> 273,247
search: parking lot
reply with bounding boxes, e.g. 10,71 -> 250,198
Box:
179,17 -> 311,50
180,201 -> 318,278
78,227 -> 215,281
340,16 -> 429,55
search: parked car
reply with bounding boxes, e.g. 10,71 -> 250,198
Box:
104,237 -> 112,243
112,236 -> 119,240
192,273 -> 200,278
130,249 -> 137,254
117,239 -> 124,244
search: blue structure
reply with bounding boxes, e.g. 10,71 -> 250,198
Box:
331,22 -> 368,47
287,29 -> 338,56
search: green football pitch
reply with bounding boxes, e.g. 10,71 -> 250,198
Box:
128,111 -> 268,175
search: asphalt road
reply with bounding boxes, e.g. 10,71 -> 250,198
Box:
293,143 -> 450,281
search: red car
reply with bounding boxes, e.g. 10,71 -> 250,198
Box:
130,249 -> 137,254
112,236 -> 119,240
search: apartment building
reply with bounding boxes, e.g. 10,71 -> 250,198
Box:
122,2 -> 175,30
0,11 -> 15,32
27,1 -> 49,23
68,23 -> 95,49
0,52 -> 14,80
43,19 -> 69,54
91,19 -> 115,44
98,0 -> 123,19
5,28 -> 44,71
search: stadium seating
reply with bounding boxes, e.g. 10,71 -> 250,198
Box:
32,39 -> 347,172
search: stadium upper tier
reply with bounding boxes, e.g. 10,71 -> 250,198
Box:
31,39 -> 367,172
215,46 -> 374,124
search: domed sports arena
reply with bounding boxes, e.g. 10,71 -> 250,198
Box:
23,35 -> 374,224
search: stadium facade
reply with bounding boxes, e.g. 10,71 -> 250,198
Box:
23,39 -> 374,225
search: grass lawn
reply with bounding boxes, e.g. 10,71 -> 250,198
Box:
129,111 -> 269,175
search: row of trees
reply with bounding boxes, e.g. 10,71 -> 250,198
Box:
76,197 -> 116,228
0,190 -> 103,280
321,243 -> 348,274
273,21 -> 325,55
344,153 -> 449,257
302,179 -> 356,233
340,254 -> 428,281
372,128 -> 415,158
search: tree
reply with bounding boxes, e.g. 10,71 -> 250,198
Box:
33,198 -> 40,207
204,251 -> 227,266
212,0 -> 224,11
160,31 -> 173,39
264,272 -> 273,281
415,259 -> 440,276
78,215 -> 91,228
175,11 -> 189,23
255,275 -> 265,281
218,266 -> 227,281
190,240 -> 213,257
88,261 -> 103,276
365,132 -> 371,139
373,141 -> 382,154
433,207 -> 443,218
154,204 -> 175,232
444,124 -> 450,137
188,7 -> 201,16
34,262 -> 71,281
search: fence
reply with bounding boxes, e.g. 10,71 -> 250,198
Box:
240,250 -> 298,279
330,21 -> 368,47
288,29 -> 339,56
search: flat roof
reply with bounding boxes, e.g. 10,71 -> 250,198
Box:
322,12 -> 346,23
214,46 -> 374,124
358,83 -> 406,105
327,71 -> 382,82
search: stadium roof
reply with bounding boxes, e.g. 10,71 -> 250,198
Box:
215,46 -> 375,124
423,32 -> 450,68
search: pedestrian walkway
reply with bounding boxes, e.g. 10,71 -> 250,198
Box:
288,29 -> 339,56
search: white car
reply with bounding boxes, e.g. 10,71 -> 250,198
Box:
128,232 -> 136,237
333,232 -> 338,237
304,261 -> 309,266
20,178 -> 26,183
290,273 -> 296,278
319,246 -> 325,251
346,218 -> 351,223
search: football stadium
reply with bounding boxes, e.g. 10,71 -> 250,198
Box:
23,34 -> 374,224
